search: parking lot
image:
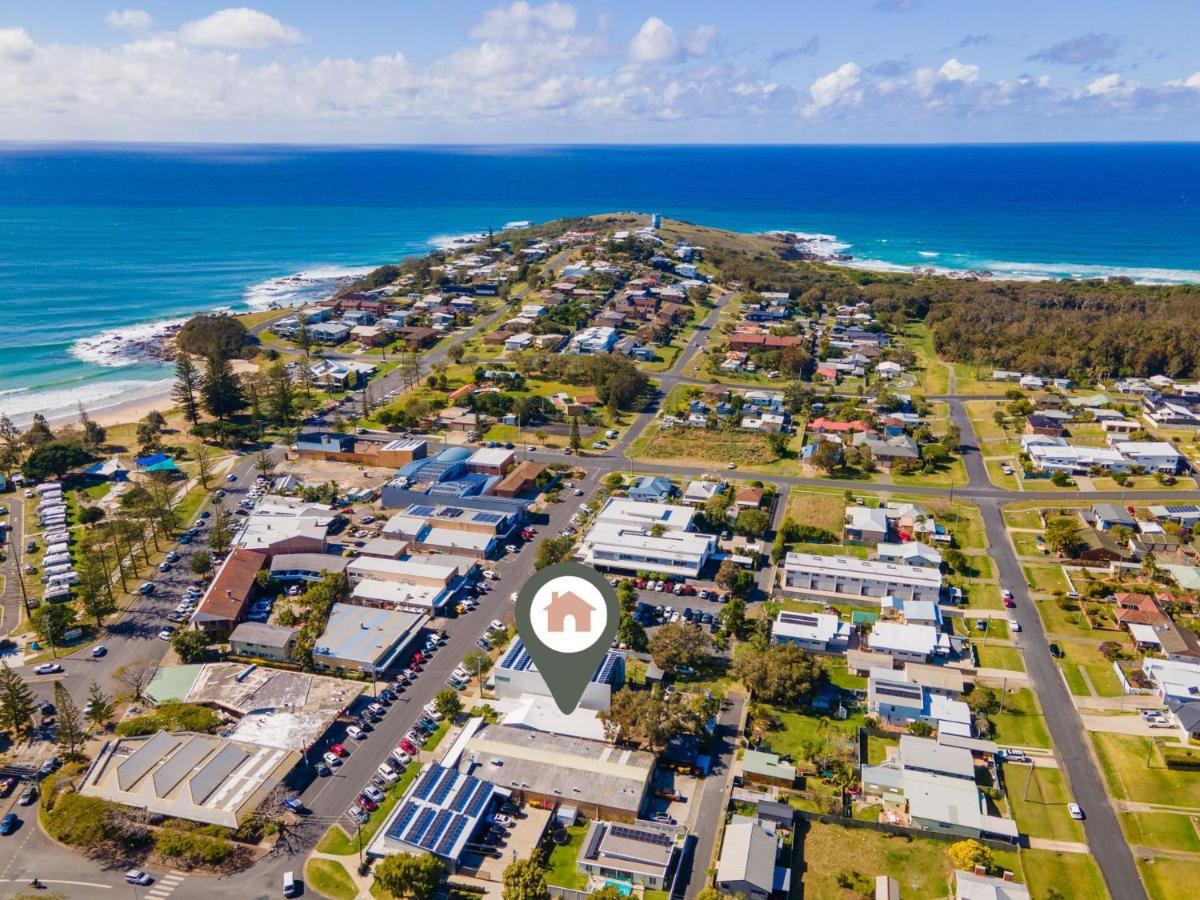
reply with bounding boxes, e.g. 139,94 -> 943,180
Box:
461,806 -> 553,881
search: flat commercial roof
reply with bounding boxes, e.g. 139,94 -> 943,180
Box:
269,553 -> 350,575
465,724 -> 654,815
314,602 -> 426,668
784,552 -> 943,588
368,762 -> 499,863
352,578 -> 449,611
349,556 -> 457,583
467,447 -> 516,467
596,498 -> 696,532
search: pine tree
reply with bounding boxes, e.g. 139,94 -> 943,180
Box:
0,663 -> 36,735
85,681 -> 115,731
569,416 -> 582,452
174,354 -> 203,425
201,351 -> 247,421
0,414 -> 23,474
76,548 -> 116,628
54,681 -> 86,758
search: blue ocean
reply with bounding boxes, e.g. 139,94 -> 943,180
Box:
1,143 -> 1198,423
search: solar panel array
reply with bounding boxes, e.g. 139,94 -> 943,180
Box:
465,782 -> 493,817
430,769 -> 458,805
609,824 -> 673,847
779,611 -> 819,626
435,816 -> 469,856
406,807 -> 437,844
440,507 -> 464,518
473,512 -> 503,524
418,809 -> 454,850
412,766 -> 441,801
410,505 -> 436,518
499,642 -> 525,670
583,823 -> 606,861
874,683 -> 922,700
385,801 -> 419,840
593,651 -> 620,685
449,778 -> 477,812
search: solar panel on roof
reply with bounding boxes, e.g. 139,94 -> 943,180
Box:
874,684 -> 922,700
465,782 -> 493,817
419,809 -> 454,850
430,769 -> 458,805
435,816 -> 469,856
449,779 -> 476,813
609,824 -> 674,847
410,505 -> 436,517
440,507 -> 463,518
405,807 -> 437,844
473,512 -> 503,524
583,823 -> 606,861
386,801 -> 420,840
412,766 -> 441,800
593,652 -> 619,684
778,611 -> 818,626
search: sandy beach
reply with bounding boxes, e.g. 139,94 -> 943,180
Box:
45,382 -> 175,430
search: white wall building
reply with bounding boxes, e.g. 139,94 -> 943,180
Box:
782,553 -> 943,603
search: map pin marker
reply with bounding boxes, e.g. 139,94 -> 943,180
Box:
514,561 -> 621,715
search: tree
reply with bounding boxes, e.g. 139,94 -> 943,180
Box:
25,413 -> 54,448
201,351 -> 247,420
23,440 -> 91,481
374,851 -> 444,900
448,343 -> 466,365
733,508 -> 771,538
569,416 -> 582,452
947,839 -> 993,873
599,686 -> 704,750
85,681 -> 115,731
0,414 -> 23,474
190,550 -> 214,577
764,430 -> 790,459
534,536 -> 574,570
54,681 -> 86,758
0,663 -> 36,735
77,505 -> 105,525
732,643 -> 823,705
77,402 -> 107,452
114,659 -> 157,702
209,509 -> 235,555
502,858 -> 550,900
174,354 -> 204,425
648,622 -> 711,673
266,359 -> 296,426
1045,518 -> 1083,557
136,413 -> 164,453
171,628 -> 210,663
194,442 -> 215,489
433,688 -> 463,720
810,439 -> 841,475
76,550 -> 116,628
616,614 -> 648,651
31,602 -> 77,657
717,597 -> 748,640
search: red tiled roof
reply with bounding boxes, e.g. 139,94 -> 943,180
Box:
195,548 -> 266,625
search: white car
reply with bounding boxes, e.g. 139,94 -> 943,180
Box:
1010,621 -> 1022,633
489,620 -> 505,633
482,570 -> 499,580
377,764 -> 399,783
363,785 -> 385,803
423,707 -> 444,721
1067,802 -> 1084,820
347,726 -> 367,741
490,813 -> 516,828
34,663 -> 63,675
323,752 -> 343,768
158,626 -> 175,641
125,870 -> 153,886
505,544 -> 518,554
390,750 -> 411,766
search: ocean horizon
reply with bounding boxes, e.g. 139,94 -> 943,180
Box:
1,142 -> 1198,424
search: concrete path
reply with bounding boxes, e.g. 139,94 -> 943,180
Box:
1078,714 -> 1173,736
1028,838 -> 1090,853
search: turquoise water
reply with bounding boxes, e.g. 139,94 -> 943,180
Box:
1,143 -> 1197,422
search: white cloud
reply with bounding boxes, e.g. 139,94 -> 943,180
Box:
1087,72 -> 1133,96
684,25 -> 717,57
938,57 -> 979,83
0,27 -> 35,62
471,1 -> 577,41
179,8 -> 304,49
805,62 -> 863,114
1166,72 -> 1200,90
105,9 -> 153,32
630,17 -> 679,63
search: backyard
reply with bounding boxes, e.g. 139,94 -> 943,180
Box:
1092,733 -> 1200,808
1001,764 -> 1086,843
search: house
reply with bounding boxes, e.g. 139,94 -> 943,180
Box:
682,480 -> 723,505
628,476 -> 676,503
504,332 -> 534,352
877,542 -> 943,569
1092,503 -> 1137,532
1019,375 -> 1044,390
546,591 -> 595,633
191,548 -> 267,634
845,506 -> 890,545
1024,414 -> 1065,438
955,869 -> 1031,900
854,434 -> 921,471
1026,443 -> 1126,475
1113,441 -> 1187,475
815,364 -> 839,383
1166,700 -> 1200,742
577,820 -> 682,891
568,326 -> 619,354
1072,527 -> 1135,563
783,553 -> 943,604
740,751 -> 796,788
228,622 -> 299,662
735,486 -> 765,509
867,621 -> 951,663
350,324 -> 391,347
1142,657 -> 1200,703
715,818 -> 790,900
772,610 -> 852,653
307,321 -> 352,344
876,361 -> 903,380
393,326 -> 439,350
869,670 -> 969,732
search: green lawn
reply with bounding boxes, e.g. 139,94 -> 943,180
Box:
977,645 -> 1026,673
1139,855 -> 1200,900
543,822 -> 589,889
992,689 -> 1052,749
866,734 -> 897,765
1003,507 -> 1046,530
1011,532 -> 1047,558
961,583 -> 1005,610
1092,733 -> 1200,808
782,489 -> 847,534
1023,564 -> 1070,595
890,456 -> 969,490
826,658 -> 867,692
1020,849 -> 1108,900
1002,764 -> 1086,842
1122,812 -> 1200,853
764,706 -> 864,763
1063,662 -> 1092,696
305,859 -> 357,900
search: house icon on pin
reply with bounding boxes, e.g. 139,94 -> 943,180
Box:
545,590 -> 596,633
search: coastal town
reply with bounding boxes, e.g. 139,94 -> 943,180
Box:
4,212 -> 1200,900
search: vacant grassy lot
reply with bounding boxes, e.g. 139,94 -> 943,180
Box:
1002,764 -> 1086,842
1023,563 -> 1070,595
763,706 -> 865,763
1019,849 -> 1107,900
632,422 -> 791,469
1092,734 -> 1200,808
1122,812 -> 1200,853
305,859 -> 356,900
544,822 -> 589,889
1139,856 -> 1200,900
782,489 -> 846,534
992,689 -> 1052,749
977,645 -> 1026,672
1003,507 -> 1046,530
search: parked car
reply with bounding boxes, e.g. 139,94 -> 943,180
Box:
157,626 -> 175,641
363,785 -> 385,804
1049,642 -> 1064,658
315,762 -> 332,777
377,764 -> 399,783
282,797 -> 307,814
322,752 -> 343,768
357,794 -> 378,812
18,785 -> 37,806
0,778 -> 15,797
490,813 -> 516,828
1067,802 -> 1085,820
0,813 -> 17,835
347,726 -> 367,741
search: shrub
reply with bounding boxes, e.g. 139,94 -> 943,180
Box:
155,826 -> 234,866
44,792 -> 119,848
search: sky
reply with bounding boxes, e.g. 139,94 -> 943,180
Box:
1,1 -> 1199,143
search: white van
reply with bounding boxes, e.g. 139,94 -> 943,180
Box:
283,871 -> 298,897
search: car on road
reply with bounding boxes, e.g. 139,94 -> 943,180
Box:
0,813 -> 17,835
1049,642 -> 1064,658
138,582 -> 155,595
347,725 -> 367,741
226,474 -> 237,482
1003,597 -> 1016,608
157,626 -> 175,641
1067,802 -> 1085,820
19,785 -> 37,805
34,663 -> 63,675
125,870 -> 153,885
282,797 -> 307,814
322,752 -> 343,768
482,569 -> 499,580
91,644 -> 107,657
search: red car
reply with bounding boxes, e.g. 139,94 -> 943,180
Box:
411,652 -> 425,665
521,529 -> 535,539
0,777 -> 15,797
1003,598 -> 1016,608
400,739 -> 419,756
357,795 -> 378,812
636,579 -> 646,589
330,743 -> 349,758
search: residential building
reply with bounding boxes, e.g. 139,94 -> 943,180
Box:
869,670 -> 971,732
191,548 -> 266,634
577,821 -> 682,891
1026,443 -> 1126,474
876,542 -> 943,568
783,553 -> 943,604
228,622 -> 299,662
682,480 -> 723,505
568,326 -> 619,354
307,321 -> 351,344
581,522 -> 715,579
1113,441 -> 1187,474
1092,503 -> 1136,532
844,506 -> 890,545
493,461 -> 546,497
628,476 -> 676,502
1142,657 -> 1200,703
79,731 -> 297,829
740,751 -> 796,788
867,621 -> 952,663
955,869 -> 1031,900
312,603 -> 427,674
771,611 -> 852,653
1024,414 -> 1065,437
505,332 -> 534,351
715,819 -> 791,900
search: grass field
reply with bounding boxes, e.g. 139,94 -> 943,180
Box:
977,645 -> 1026,672
1002,764 -> 1086,842
993,689 -> 1052,749
304,859 -> 356,900
544,822 -> 589,889
630,422 -> 793,471
1138,855 -> 1200,900
1122,811 -> 1200,853
782,489 -> 847,534
763,706 -> 864,763
1023,563 -> 1070,595
1019,849 -> 1108,900
1092,733 -> 1200,808
1003,507 -> 1046,530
